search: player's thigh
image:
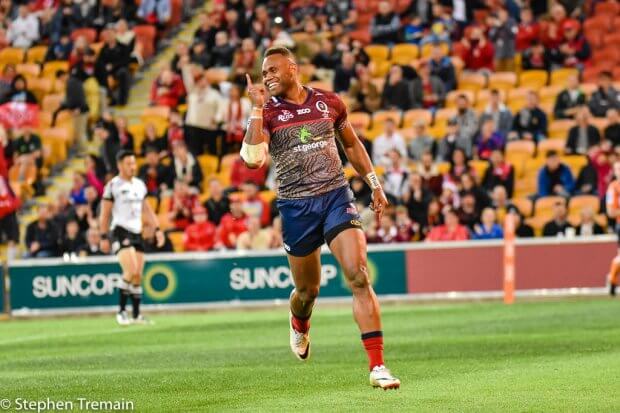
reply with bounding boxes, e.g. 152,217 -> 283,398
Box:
328,228 -> 369,288
134,252 -> 145,283
287,248 -> 322,294
117,247 -> 138,277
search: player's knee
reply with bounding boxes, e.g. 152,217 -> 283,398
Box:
345,264 -> 370,291
297,286 -> 319,303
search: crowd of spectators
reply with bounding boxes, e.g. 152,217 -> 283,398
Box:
7,0 -> 620,259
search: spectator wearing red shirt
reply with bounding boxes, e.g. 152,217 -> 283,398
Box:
240,181 -> 270,227
138,148 -> 172,196
461,27 -> 495,72
0,126 -> 10,178
230,156 -> 268,189
551,19 -> 590,69
183,206 -> 218,251
541,3 -> 566,50
168,180 -> 200,230
516,7 -> 539,51
426,208 -> 470,242
84,154 -> 104,196
164,110 -> 185,151
150,67 -> 185,108
0,175 -> 20,258
217,195 -> 248,249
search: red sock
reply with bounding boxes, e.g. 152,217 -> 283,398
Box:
362,331 -> 384,370
291,313 -> 310,333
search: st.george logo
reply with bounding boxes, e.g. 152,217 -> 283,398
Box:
278,110 -> 294,122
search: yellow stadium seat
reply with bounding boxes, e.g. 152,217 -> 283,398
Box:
535,196 -> 566,216
128,124 -> 145,152
488,72 -> 518,92
220,153 -> 239,171
561,155 -> 588,176
507,88 -> 531,113
363,127 -> 383,140
428,123 -> 446,139
519,70 -> 548,89
568,194 -> 600,216
25,46 -> 47,64
41,93 -> 64,113
168,231 -> 185,252
372,110 -> 402,128
539,85 -> 563,106
434,108 -> 457,126
581,83 -> 597,98
364,45 -> 389,62
391,43 -> 419,64
550,68 -> 579,86
369,60 -> 391,78
16,63 -> 41,78
402,109 -> 433,128
159,196 -> 172,214
537,138 -> 565,158
0,48 -> 24,65
42,60 -> 69,78
198,154 -> 219,176
344,166 -> 357,179
260,190 -> 277,204
28,77 -> 53,103
458,72 -> 486,92
142,106 -> 170,120
436,162 -> 450,175
349,112 -> 371,130
145,196 -> 159,213
140,118 -> 168,136
506,140 -> 536,157
548,120 -> 576,140
421,42 -> 449,58
590,117 -> 609,135
445,90 -> 476,108
476,89 -> 506,111
468,160 -> 488,181
511,197 -> 533,217
451,56 -> 465,77
370,77 -> 385,94
525,215 -> 549,236
298,63 -> 316,84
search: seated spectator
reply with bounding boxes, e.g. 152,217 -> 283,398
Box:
511,91 -> 547,141
422,198 -> 443,236
171,140 -> 203,191
461,26 -> 494,73
0,65 -> 16,101
69,172 -> 87,205
541,3 -> 567,50
476,118 -> 505,160
565,108 -> 601,155
382,149 -> 409,203
507,208 -> 535,238
605,109 -> 620,148
143,225 -> 173,253
140,122 -> 167,158
372,118 -> 407,167
171,42 -> 191,74
452,94 -> 478,150
7,5 -> 39,48
137,0 -> 171,30
403,15 -> 423,44
589,71 -> 620,118
194,11 -> 217,49
426,208 -> 469,242
231,38 -> 260,84
482,149 -> 514,197
240,181 -> 269,227
472,207 -> 504,240
370,0 -> 400,45
223,84 -> 251,148
237,215 -> 272,250
84,186 -> 99,219
348,66 -> 381,113
575,207 -> 604,236
210,31 -> 236,68
437,119 -> 468,162
115,116 -> 134,152
542,200 -> 574,237
479,89 -> 513,136
367,214 -> 398,243
150,67 -> 185,108
80,227 -> 106,256
575,153 -> 598,196
420,23 -> 451,48
12,127 -> 43,168
457,192 -> 479,229
551,19 -> 590,69
204,178 -> 230,225
46,33 -> 73,62
516,7 -> 539,51
230,154 -> 267,189
164,111 -> 185,152
554,75 -> 586,119
521,40 -> 551,71
190,40 -> 210,69
0,75 -> 37,104
402,171 -> 432,227
168,180 -> 200,230
445,148 -> 475,185
0,175 -> 20,260
461,172 -> 490,210
334,52 -> 356,94
489,185 -> 512,219
488,8 -> 517,72
537,150 -> 575,197
183,206 -> 217,251
394,204 -> 419,242
408,120 -> 435,161
382,65 -> 412,111
25,204 -> 60,258
429,43 -> 456,91
51,191 -> 75,233
217,195 -> 248,249
60,219 -> 86,255
53,70 -> 89,150
416,151 -> 443,196
95,29 -> 131,106
411,61 -> 445,110
312,37 -> 340,77
116,19 -> 142,66
138,148 -> 172,196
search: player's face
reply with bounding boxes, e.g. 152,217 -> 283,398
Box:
262,54 -> 297,97
118,156 -> 137,178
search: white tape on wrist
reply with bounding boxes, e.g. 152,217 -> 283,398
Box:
240,141 -> 267,166
366,171 -> 381,190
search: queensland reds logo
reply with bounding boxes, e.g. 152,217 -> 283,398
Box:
277,110 -> 294,122
315,101 -> 330,119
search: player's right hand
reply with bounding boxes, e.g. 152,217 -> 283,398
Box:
246,73 -> 266,108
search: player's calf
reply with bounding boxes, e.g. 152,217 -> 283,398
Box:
116,278 -> 131,325
129,282 -> 143,321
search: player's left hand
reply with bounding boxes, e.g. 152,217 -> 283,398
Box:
370,188 -> 389,221
155,229 -> 165,248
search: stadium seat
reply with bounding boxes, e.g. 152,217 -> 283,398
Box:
468,160 -> 488,182
585,15 -> 613,32
603,32 -> 620,49
488,72 -> 518,92
70,28 -> 98,43
402,109 -> 432,128
142,106 -> 171,120
205,68 -> 230,84
28,77 -> 53,103
420,42 -> 449,58
168,231 -> 185,252
433,108 -> 457,125
369,60 -> 391,78
519,70 -> 548,89
548,120 -> 575,140
260,190 -> 277,204
391,43 -> 419,64
42,61 -> 69,78
197,154 -> 219,177
477,89 -> 506,107
511,198 -> 533,217
364,45 -> 389,62
458,72 -> 486,92
537,139 -> 565,158
298,63 -> 316,83
25,46 -> 47,64
372,110 -> 402,128
580,83 -> 598,98
370,77 -> 385,94
133,25 -> 157,59
145,196 -> 159,214
436,162 -> 450,175
569,195 -> 600,216
445,90 -> 476,108
590,117 -> 609,135
349,112 -> 371,130
0,47 -> 24,65
428,123 -> 446,139
16,63 -> 41,78
507,88 -> 531,113
584,26 -> 604,50
307,80 -> 333,92
550,68 -> 579,86
534,196 -> 566,217
593,48 -> 620,65
348,29 -> 371,45
562,155 -> 588,177
506,141 -> 536,179
539,85 -> 562,106
42,94 -> 64,113
595,1 -> 620,15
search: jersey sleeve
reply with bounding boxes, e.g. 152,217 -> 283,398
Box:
102,179 -> 114,201
333,94 -> 348,132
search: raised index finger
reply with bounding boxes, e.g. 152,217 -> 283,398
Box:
245,73 -> 253,88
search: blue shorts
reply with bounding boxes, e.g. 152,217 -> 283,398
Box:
277,185 -> 362,257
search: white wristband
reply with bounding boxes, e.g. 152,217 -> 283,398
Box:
366,171 -> 381,190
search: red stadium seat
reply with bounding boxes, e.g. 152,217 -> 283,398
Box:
133,25 -> 156,60
595,1 -> 620,16
70,28 -> 97,43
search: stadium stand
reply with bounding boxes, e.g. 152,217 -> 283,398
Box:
3,0 -> 620,260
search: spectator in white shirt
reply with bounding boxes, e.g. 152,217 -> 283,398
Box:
372,118 -> 407,167
382,149 -> 409,202
8,6 -> 40,49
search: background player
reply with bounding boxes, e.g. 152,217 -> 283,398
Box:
100,150 -> 164,324
241,47 -> 400,389
606,161 -> 620,296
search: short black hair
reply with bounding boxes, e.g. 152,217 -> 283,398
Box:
546,150 -> 558,158
116,149 -> 135,163
264,46 -> 295,61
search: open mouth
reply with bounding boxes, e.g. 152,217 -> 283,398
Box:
266,81 -> 279,91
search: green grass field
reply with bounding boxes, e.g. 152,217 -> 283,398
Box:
0,298 -> 619,412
